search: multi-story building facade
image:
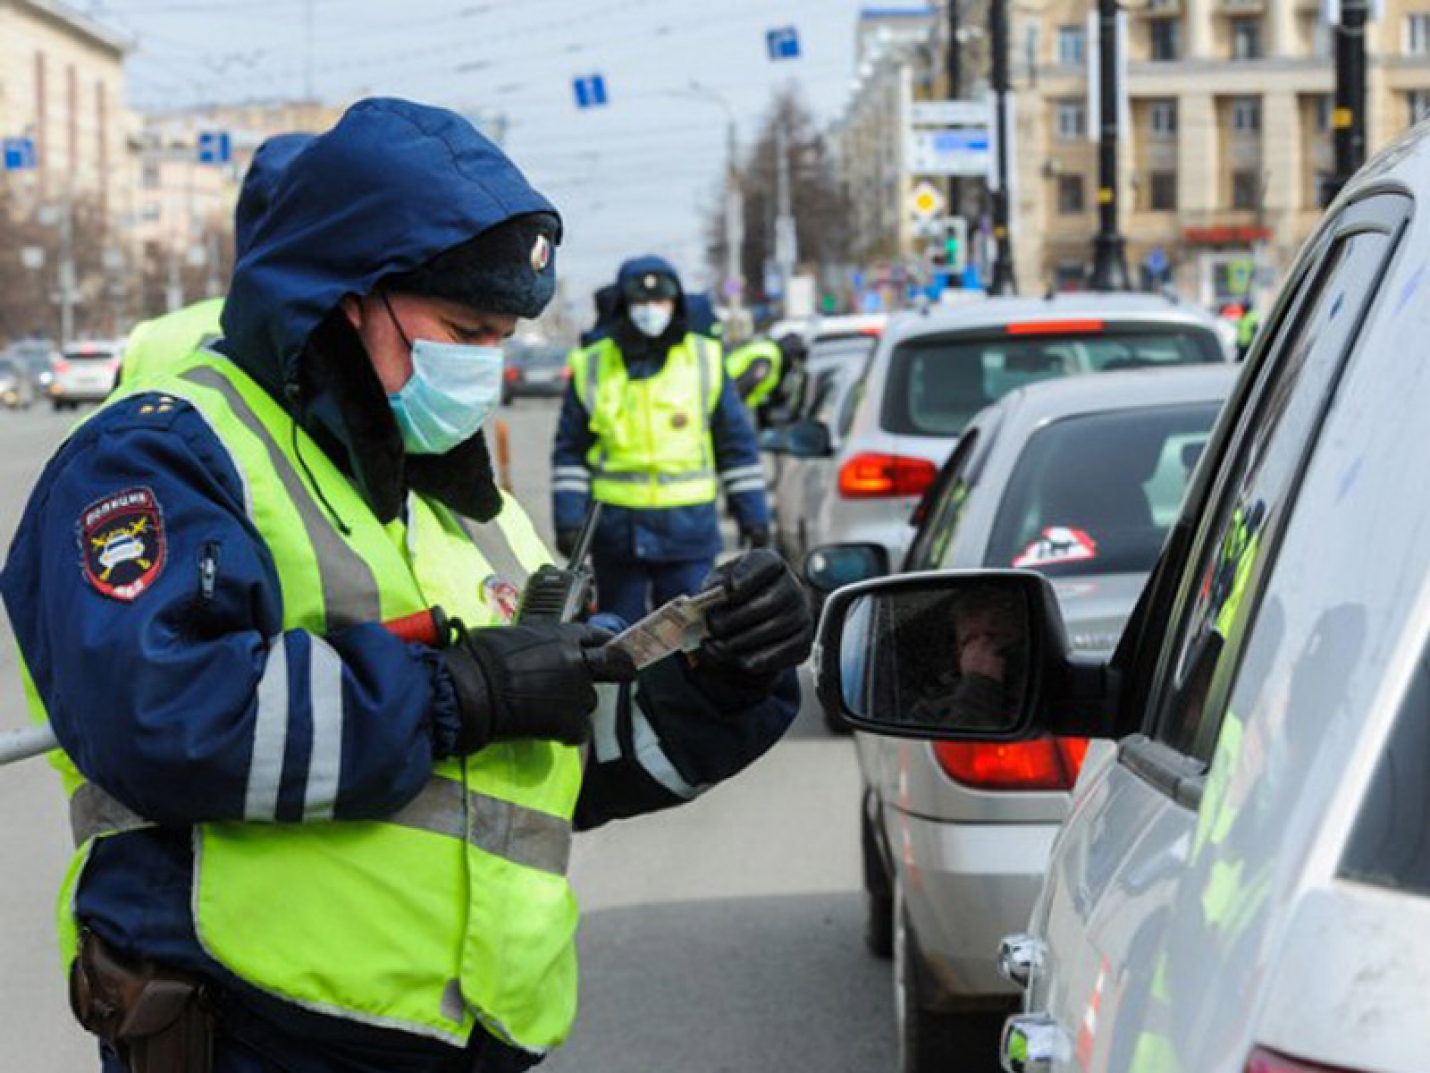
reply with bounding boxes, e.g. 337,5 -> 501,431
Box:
835,0 -> 1430,307
1017,0 -> 1430,303
0,0 -> 130,213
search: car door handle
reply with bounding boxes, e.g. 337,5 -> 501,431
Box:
1001,1012 -> 1070,1073
998,932 -> 1046,987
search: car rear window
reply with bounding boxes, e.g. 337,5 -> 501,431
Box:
63,348 -> 118,362
882,324 -> 1223,435
984,401 -> 1221,577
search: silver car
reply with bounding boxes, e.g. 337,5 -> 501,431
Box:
808,365 -> 1234,1073
803,295 -> 1232,575
818,122 -> 1430,1073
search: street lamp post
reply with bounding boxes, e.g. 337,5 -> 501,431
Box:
686,81 -> 746,317
1323,0 -> 1368,206
989,0 -> 1018,294
1087,0 -> 1130,291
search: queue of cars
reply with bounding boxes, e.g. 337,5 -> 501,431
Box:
804,366 -> 1236,1072
0,338 -> 123,411
808,117 -> 1430,1072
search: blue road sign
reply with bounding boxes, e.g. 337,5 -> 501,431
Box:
573,74 -> 609,109
1145,247 -> 1168,276
2,137 -> 37,171
766,26 -> 800,60
197,130 -> 231,165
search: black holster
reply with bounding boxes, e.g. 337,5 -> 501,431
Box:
70,929 -> 214,1073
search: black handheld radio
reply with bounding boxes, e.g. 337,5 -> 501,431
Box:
515,502 -> 602,625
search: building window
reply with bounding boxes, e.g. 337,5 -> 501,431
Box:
1315,94 -> 1333,133
1056,99 -> 1087,140
1058,174 -> 1086,213
1231,169 -> 1261,209
141,160 -> 160,189
1406,13 -> 1430,55
1057,25 -> 1086,64
1231,96 -> 1261,132
1150,19 -> 1181,61
1149,99 -> 1178,137
1231,17 -> 1262,59
1410,90 -> 1430,126
1150,170 -> 1178,210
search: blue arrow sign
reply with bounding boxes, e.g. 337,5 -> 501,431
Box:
573,74 -> 609,109
931,130 -> 990,152
197,130 -> 231,165
2,137 -> 37,171
766,26 -> 800,60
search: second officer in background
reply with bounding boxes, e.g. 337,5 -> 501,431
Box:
552,256 -> 770,622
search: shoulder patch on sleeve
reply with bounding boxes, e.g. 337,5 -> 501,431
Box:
80,487 -> 167,601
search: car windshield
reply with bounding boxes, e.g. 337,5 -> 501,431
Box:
510,345 -> 566,367
982,401 -> 1222,577
883,323 -> 1223,436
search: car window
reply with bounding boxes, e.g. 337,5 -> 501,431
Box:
906,428 -> 982,572
983,402 -> 1221,577
882,325 -> 1221,436
811,369 -> 849,427
1152,219 -> 1400,763
1341,653 -> 1430,896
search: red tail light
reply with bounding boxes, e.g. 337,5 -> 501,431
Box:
838,453 -> 938,499
1245,1048 -> 1363,1073
52,358 -> 70,376
1006,319 -> 1105,336
933,738 -> 1089,791
503,366 -> 520,382
561,366 -> 573,381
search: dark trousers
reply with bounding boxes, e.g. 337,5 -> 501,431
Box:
100,1023 -> 541,1073
593,554 -> 712,624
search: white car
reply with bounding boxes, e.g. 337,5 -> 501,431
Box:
50,340 -> 122,410
793,295 -> 1231,577
817,123 -> 1430,1073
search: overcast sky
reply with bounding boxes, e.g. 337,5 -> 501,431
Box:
88,0 -> 875,313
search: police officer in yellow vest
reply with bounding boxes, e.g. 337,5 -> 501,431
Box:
553,257 -> 772,623
118,133 -> 314,392
1,98 -> 810,1073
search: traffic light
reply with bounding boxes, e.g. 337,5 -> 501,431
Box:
944,217 -> 968,275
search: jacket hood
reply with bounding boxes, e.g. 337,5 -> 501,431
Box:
613,255 -> 687,355
232,132 -> 314,260
220,97 -> 560,402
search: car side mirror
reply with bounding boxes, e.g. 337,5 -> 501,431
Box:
803,543 -> 889,594
785,419 -> 833,458
814,570 -> 1118,739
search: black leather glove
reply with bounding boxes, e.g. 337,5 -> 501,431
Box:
699,549 -> 813,682
440,623 -> 636,755
740,525 -> 772,550
555,528 -> 581,559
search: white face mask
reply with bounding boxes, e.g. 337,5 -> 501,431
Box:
629,301 -> 674,338
387,340 -> 504,455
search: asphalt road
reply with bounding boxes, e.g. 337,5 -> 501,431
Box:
0,396 -> 897,1071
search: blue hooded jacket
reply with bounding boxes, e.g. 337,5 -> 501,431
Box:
1,99 -> 797,1071
552,255 -> 769,561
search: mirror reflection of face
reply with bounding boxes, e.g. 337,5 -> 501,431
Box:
955,604 -> 1021,681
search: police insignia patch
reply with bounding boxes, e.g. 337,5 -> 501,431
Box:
670,412 -> 690,429
80,487 -> 166,602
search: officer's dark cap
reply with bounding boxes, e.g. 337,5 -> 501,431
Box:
621,270 -> 679,302
385,211 -> 560,319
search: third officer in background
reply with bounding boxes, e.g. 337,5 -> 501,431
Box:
552,256 -> 771,622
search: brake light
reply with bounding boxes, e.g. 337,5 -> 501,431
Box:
860,326 -> 883,336
838,453 -> 937,499
503,366 -> 520,382
52,358 -> 70,376
561,365 -> 573,380
1244,1048 -> 1362,1072
933,738 -> 1089,791
1006,319 -> 1105,336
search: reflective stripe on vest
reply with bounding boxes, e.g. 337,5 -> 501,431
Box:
42,351 -> 581,1052
571,334 -> 721,508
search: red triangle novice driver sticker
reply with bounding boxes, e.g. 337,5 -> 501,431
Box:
80,487 -> 167,602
